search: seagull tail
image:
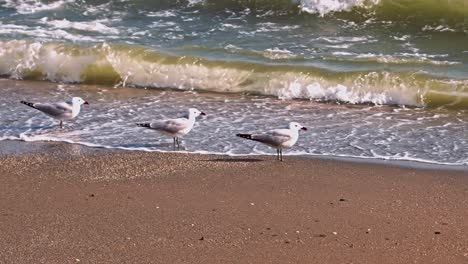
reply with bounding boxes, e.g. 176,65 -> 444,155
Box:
136,123 -> 151,128
20,100 -> 36,109
236,134 -> 253,140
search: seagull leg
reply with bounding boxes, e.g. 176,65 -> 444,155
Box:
280,149 -> 283,162
59,120 -> 63,129
276,149 -> 279,160
173,137 -> 176,150
176,137 -> 180,149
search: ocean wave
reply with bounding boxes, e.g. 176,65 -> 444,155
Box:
0,0 -> 72,14
40,18 -> 120,35
3,0 -> 467,19
1,0 -> 466,34
185,45 -> 305,61
2,0 -> 467,23
0,40 -> 467,109
324,53 -> 461,66
298,0 -> 377,16
195,0 -> 468,31
0,22 -> 100,42
185,0 -> 468,19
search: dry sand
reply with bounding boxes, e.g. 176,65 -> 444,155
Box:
0,141 -> 467,263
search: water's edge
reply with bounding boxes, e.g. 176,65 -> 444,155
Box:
2,139 -> 467,172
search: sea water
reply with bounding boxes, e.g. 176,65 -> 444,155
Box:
0,0 -> 467,166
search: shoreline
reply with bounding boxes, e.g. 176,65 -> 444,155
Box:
1,140 -> 467,263
1,139 -> 467,172
1,78 -> 467,168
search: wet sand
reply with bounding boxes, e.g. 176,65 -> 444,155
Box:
0,141 -> 467,263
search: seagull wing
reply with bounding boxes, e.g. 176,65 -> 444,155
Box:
252,129 -> 292,147
34,102 -> 72,117
149,118 -> 190,134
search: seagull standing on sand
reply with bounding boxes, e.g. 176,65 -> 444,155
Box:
236,122 -> 307,161
137,108 -> 206,149
20,97 -> 89,128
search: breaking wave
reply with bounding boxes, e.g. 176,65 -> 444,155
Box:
0,40 -> 467,109
191,0 -> 468,22
3,0 -> 468,20
1,0 -> 466,35
0,0 -> 73,14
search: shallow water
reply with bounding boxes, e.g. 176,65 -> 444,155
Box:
1,80 -> 466,166
0,0 -> 467,166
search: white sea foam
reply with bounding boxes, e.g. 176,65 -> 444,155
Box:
0,24 -> 98,42
187,0 -> 204,6
1,0 -> 72,14
326,44 -> 353,49
219,23 -> 242,31
269,72 -> 419,106
299,0 -> 380,16
83,2 -> 111,16
146,10 -> 177,17
422,25 -> 456,32
0,40 -> 96,81
256,23 -> 300,33
40,18 -> 119,35
263,47 -> 296,59
314,36 -> 372,43
327,52 -> 460,66
224,44 -> 242,50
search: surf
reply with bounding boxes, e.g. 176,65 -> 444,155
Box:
0,40 -> 467,109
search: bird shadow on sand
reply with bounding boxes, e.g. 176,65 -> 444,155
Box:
204,158 -> 263,163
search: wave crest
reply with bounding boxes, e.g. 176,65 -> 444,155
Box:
196,0 -> 468,29
2,0 -> 466,31
1,0 -> 72,14
0,40 -> 467,109
298,0 -> 377,16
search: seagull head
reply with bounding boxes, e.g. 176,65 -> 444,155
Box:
188,108 -> 206,118
70,97 -> 89,106
289,122 -> 307,131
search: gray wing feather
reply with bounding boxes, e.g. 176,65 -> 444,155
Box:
34,102 -> 72,117
252,129 -> 292,147
150,119 -> 189,134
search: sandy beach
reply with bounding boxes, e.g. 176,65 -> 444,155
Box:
1,0 -> 468,263
0,141 -> 467,263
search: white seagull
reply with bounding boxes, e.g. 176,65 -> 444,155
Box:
137,108 -> 206,149
20,97 -> 89,128
236,122 -> 307,161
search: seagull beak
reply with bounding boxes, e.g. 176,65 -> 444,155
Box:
84,101 -> 89,105
200,112 -> 206,116
301,127 -> 307,131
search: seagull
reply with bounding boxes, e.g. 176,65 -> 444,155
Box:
20,97 -> 89,128
137,108 -> 206,149
236,122 -> 307,161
